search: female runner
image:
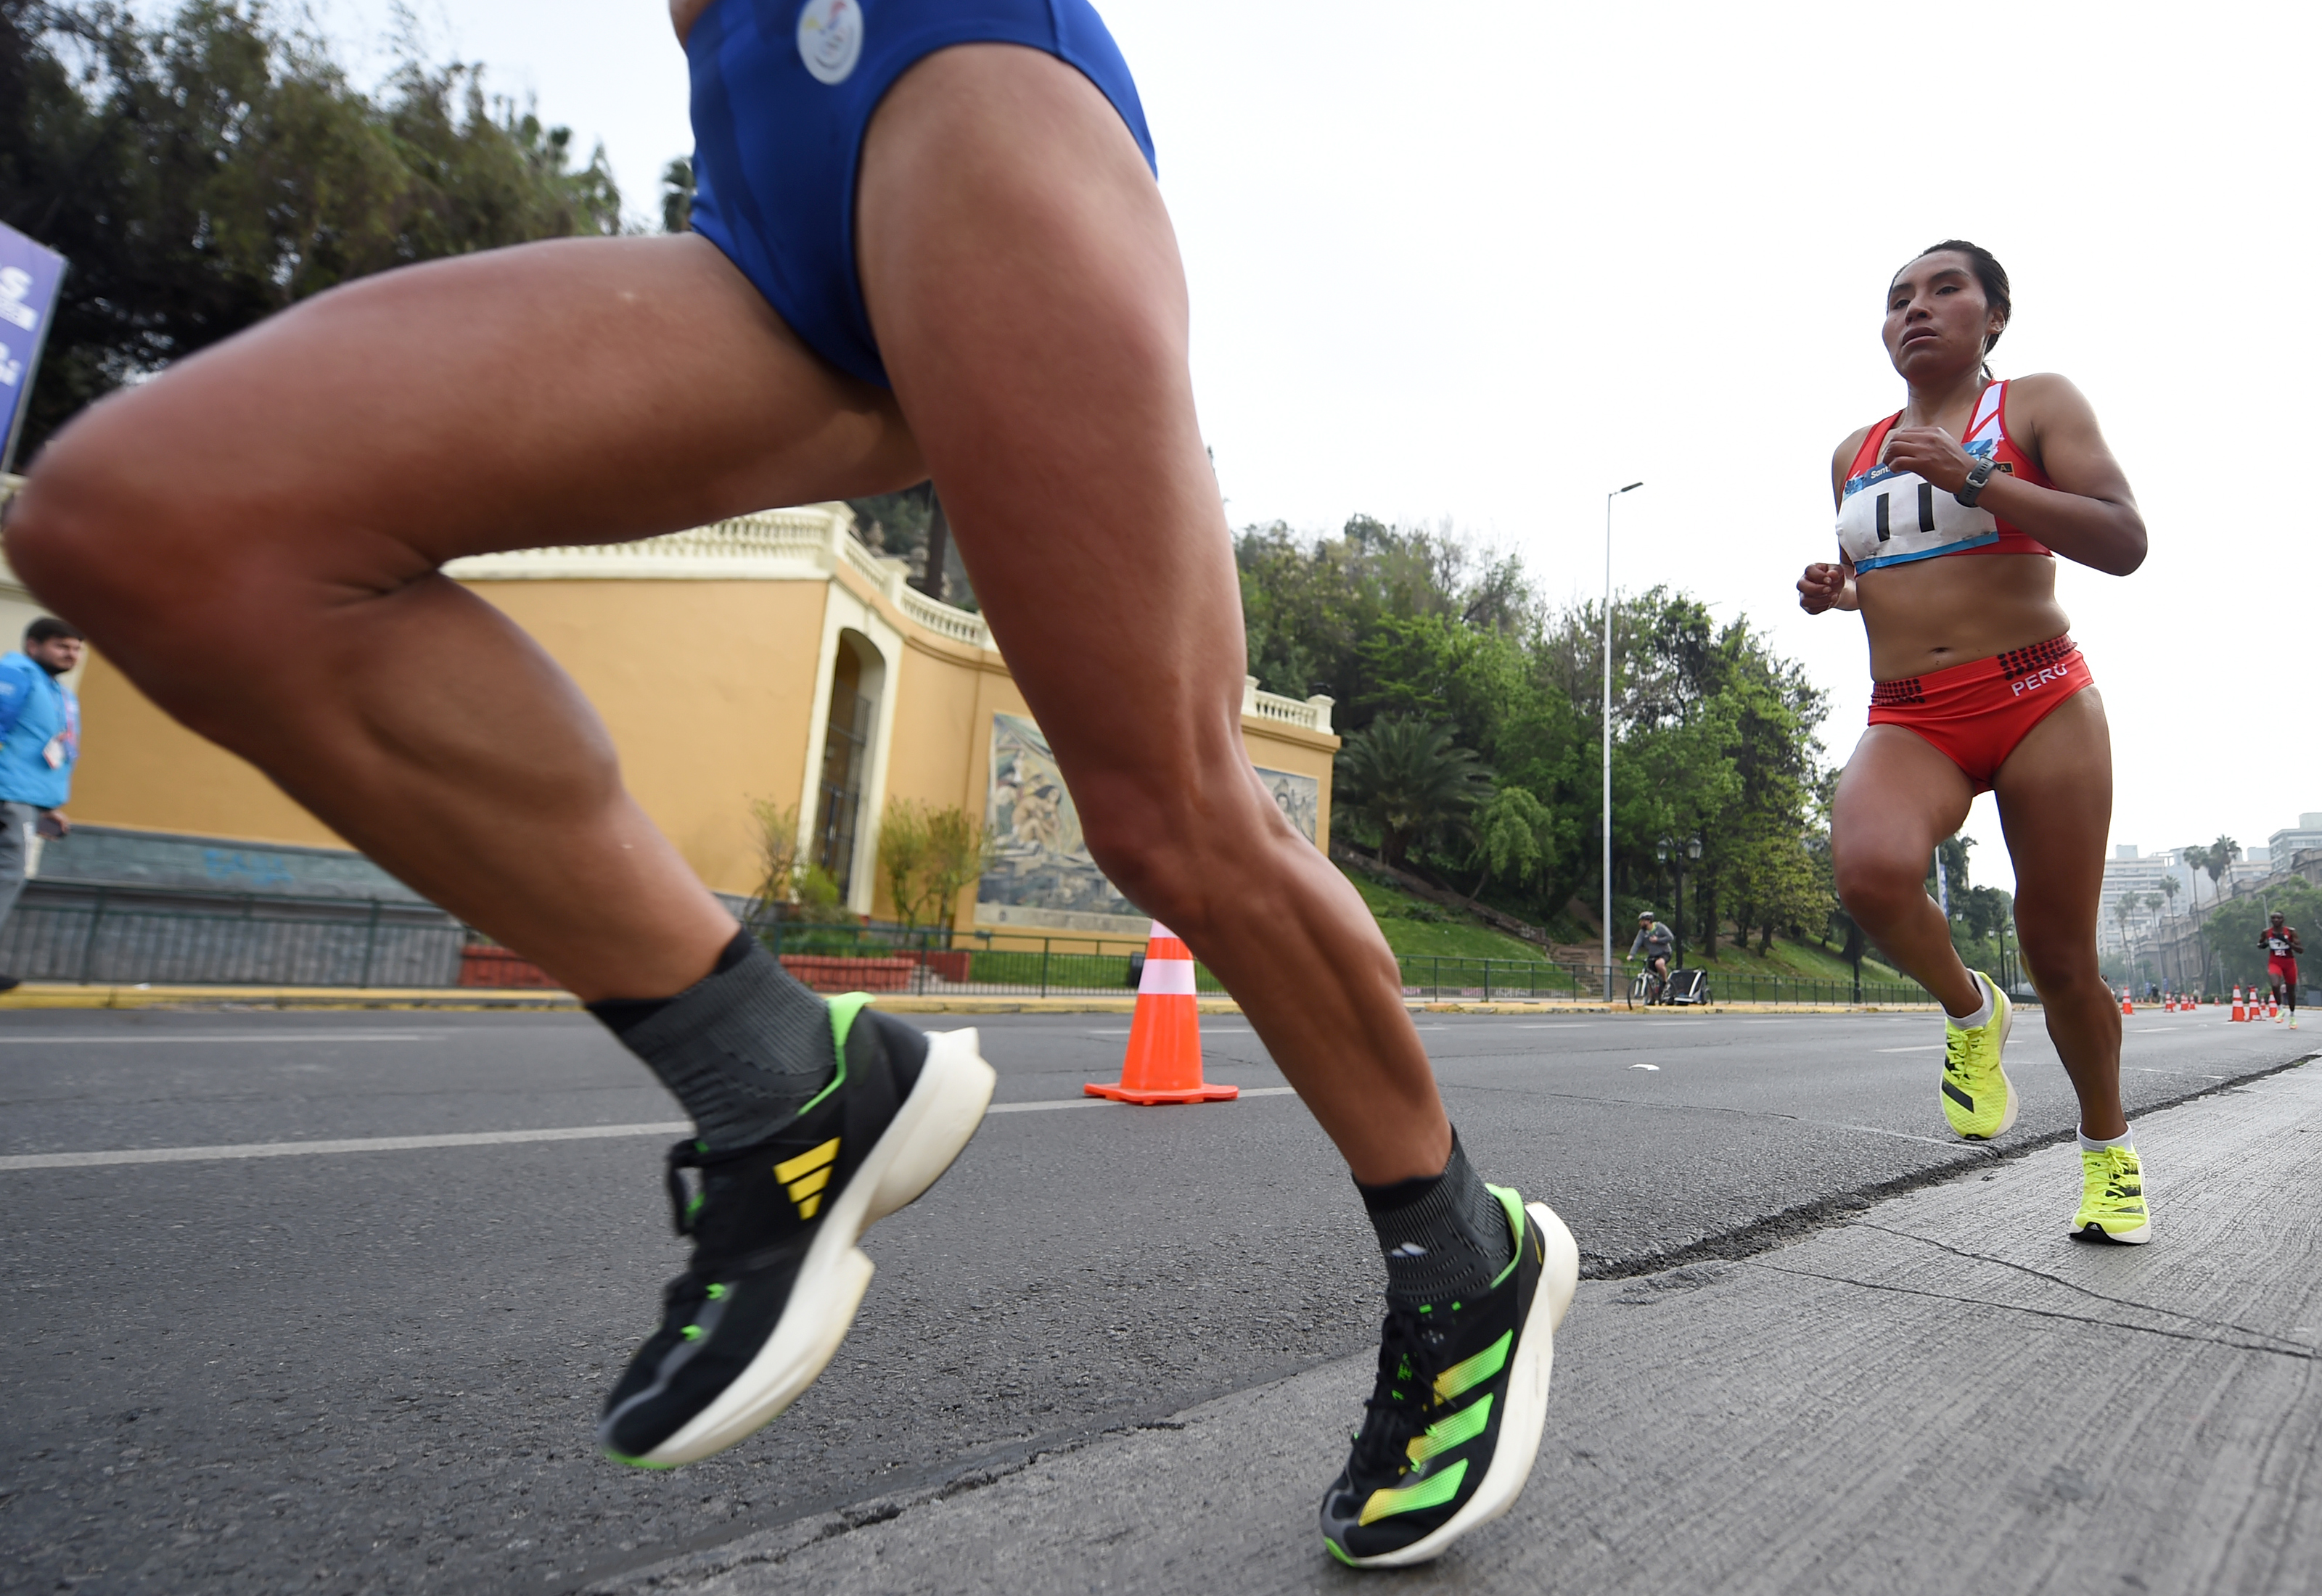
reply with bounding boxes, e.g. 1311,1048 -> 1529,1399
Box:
1799,240 -> 2151,1243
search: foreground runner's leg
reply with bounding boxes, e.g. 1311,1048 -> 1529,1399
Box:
855,47 -> 1575,1564
4,234 -> 998,1465
1830,727 -> 2021,1140
1993,691 -> 2148,1243
10,40 -> 1579,1558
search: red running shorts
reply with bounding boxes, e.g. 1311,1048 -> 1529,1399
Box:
2269,957 -> 2299,989
1866,635 -> 2093,793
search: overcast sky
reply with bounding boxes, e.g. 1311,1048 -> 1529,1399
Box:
305,0 -> 2318,894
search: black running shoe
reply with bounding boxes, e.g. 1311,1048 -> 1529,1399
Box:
1320,1186 -> 1580,1568
599,996 -> 994,1468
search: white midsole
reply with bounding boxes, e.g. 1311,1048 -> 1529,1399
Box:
641,1028 -> 996,1465
1350,1201 -> 1582,1568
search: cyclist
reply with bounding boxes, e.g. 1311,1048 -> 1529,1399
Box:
1630,911 -> 1675,1003
2262,912 -> 2302,1029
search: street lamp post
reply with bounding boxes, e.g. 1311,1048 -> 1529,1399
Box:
1602,481 -> 1642,1000
1657,833 -> 1702,968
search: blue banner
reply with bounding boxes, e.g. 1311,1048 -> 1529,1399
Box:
0,221 -> 68,475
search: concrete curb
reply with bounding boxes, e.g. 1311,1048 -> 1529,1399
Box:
0,984 -> 1966,1017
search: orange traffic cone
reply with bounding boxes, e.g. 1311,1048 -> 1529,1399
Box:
2231,987 -> 2247,1022
1086,921 -> 1239,1105
2120,990 -> 2134,1016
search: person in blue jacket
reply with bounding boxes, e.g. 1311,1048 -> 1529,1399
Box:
0,615 -> 84,990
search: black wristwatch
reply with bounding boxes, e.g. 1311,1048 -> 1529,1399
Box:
1955,457 -> 1999,507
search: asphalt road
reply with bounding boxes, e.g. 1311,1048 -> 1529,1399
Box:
2,1003 -> 2310,1595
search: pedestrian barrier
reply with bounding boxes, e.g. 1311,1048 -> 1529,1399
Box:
0,881 -> 467,987
0,884 -> 1956,1005
1086,921 -> 1236,1104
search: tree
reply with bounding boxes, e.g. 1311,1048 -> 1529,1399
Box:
1334,714 -> 1492,871
0,1 -> 627,460
660,156 -> 694,233
877,799 -> 997,936
2202,879 -> 2322,992
2207,836 -> 2241,899
742,799 -> 846,939
2156,873 -> 2181,986
1471,786 -> 1562,900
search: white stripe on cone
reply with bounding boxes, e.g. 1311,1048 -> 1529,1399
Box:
1140,919 -> 1197,995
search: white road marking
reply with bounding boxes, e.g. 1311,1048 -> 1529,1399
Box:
0,1120 -> 692,1171
989,1085 -> 1296,1115
0,1032 -> 450,1045
1628,1064 -> 1661,1071
3,1086 -> 1311,1167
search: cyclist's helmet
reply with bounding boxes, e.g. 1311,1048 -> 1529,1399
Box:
1638,911 -> 1656,923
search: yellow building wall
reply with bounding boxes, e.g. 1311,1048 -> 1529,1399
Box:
468,579 -> 831,895
55,559 -> 1337,931
71,650 -> 348,848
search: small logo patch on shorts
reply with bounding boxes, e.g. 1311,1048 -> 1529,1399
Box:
797,0 -> 863,86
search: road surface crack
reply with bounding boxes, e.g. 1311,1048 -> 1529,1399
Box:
1749,1260 -> 2319,1362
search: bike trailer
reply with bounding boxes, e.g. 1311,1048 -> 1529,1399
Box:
1665,968 -> 1710,1005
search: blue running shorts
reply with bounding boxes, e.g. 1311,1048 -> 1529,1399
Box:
686,0 -> 1158,389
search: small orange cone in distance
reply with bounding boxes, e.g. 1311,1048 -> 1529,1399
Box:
1086,921 -> 1239,1105
2121,990 -> 2134,1016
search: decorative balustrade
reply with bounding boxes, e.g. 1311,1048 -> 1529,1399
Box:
443,501 -> 996,651
1240,677 -> 1335,734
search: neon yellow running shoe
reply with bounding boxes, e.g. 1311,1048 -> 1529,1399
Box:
1939,971 -> 2017,1140
2072,1144 -> 2151,1244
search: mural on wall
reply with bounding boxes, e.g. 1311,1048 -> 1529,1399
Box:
975,717 -> 1326,937
977,713 -> 1149,936
1255,766 -> 1319,844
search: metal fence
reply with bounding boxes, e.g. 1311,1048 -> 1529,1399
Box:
0,885 -> 1948,1005
765,918 -> 1937,1007
0,884 -> 466,987
1392,955 -> 1935,1007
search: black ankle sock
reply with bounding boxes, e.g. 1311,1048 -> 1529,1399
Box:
588,929 -> 834,1149
1355,1130 -> 1517,1306
589,929 -> 757,1037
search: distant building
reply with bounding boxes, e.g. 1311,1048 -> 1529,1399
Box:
2097,844 -> 2199,957
2268,813 -> 2322,866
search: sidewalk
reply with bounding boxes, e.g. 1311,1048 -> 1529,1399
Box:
589,1055 -> 2322,1596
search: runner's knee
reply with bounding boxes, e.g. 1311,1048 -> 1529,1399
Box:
1832,849 -> 1929,929
1075,756 -> 1288,942
4,408 -> 258,651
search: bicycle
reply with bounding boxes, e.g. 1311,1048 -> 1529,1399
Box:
1628,963 -> 1668,1009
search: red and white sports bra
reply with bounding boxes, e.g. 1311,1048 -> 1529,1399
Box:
1835,380 -> 2053,573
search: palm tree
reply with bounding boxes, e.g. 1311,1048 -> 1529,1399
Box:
2208,836 -> 2241,899
2182,844 -> 2212,993
2156,873 -> 2181,988
1336,714 -> 1493,871
2114,890 -> 2142,986
2143,892 -> 2167,991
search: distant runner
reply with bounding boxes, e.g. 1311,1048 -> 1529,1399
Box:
1800,240 -> 2153,1243
2262,913 -> 2302,1029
